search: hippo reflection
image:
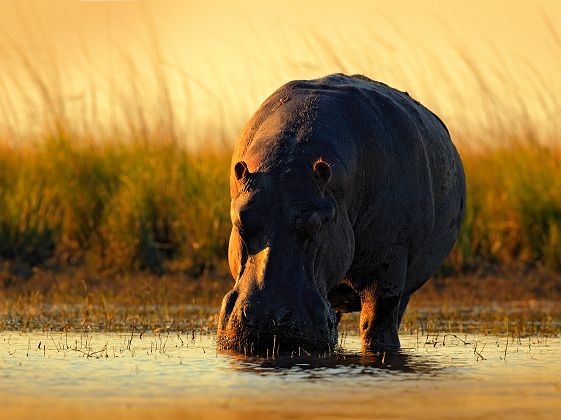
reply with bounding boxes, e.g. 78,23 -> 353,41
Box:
222,348 -> 443,379
217,74 -> 465,352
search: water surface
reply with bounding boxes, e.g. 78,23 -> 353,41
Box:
1,330 -> 560,418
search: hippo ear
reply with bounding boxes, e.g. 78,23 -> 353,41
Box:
313,160 -> 331,184
234,161 -> 249,181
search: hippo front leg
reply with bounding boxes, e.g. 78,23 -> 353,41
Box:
359,249 -> 408,351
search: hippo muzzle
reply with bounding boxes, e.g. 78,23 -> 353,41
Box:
217,252 -> 338,353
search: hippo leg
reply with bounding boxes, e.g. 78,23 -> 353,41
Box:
359,249 -> 408,351
397,294 -> 411,328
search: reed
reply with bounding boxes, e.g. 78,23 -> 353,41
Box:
1,24 -> 560,277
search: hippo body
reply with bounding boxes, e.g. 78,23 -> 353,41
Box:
218,74 -> 466,352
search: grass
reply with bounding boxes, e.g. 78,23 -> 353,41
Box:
0,16 -> 560,420
454,144 -> 561,272
0,23 -> 561,301
0,138 -> 231,276
1,268 -> 560,334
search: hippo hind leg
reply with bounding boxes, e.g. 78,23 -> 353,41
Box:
358,248 -> 408,351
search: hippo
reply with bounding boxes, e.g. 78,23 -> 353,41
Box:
217,73 -> 465,353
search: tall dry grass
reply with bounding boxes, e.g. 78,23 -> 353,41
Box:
0,138 -> 231,275
0,24 -> 560,278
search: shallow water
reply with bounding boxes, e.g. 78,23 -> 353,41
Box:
1,330 -> 560,418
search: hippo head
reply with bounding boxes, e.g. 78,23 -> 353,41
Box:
217,150 -> 355,353
216,81 -> 361,353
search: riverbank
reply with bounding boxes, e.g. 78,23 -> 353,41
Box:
1,268 -> 560,334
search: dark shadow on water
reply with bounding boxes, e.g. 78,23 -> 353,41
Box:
220,346 -> 448,380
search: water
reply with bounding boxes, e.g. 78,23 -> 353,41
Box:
1,330 -> 560,418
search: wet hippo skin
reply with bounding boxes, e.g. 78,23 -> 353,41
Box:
217,74 -> 466,353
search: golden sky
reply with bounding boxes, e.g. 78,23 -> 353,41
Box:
0,0 -> 560,140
